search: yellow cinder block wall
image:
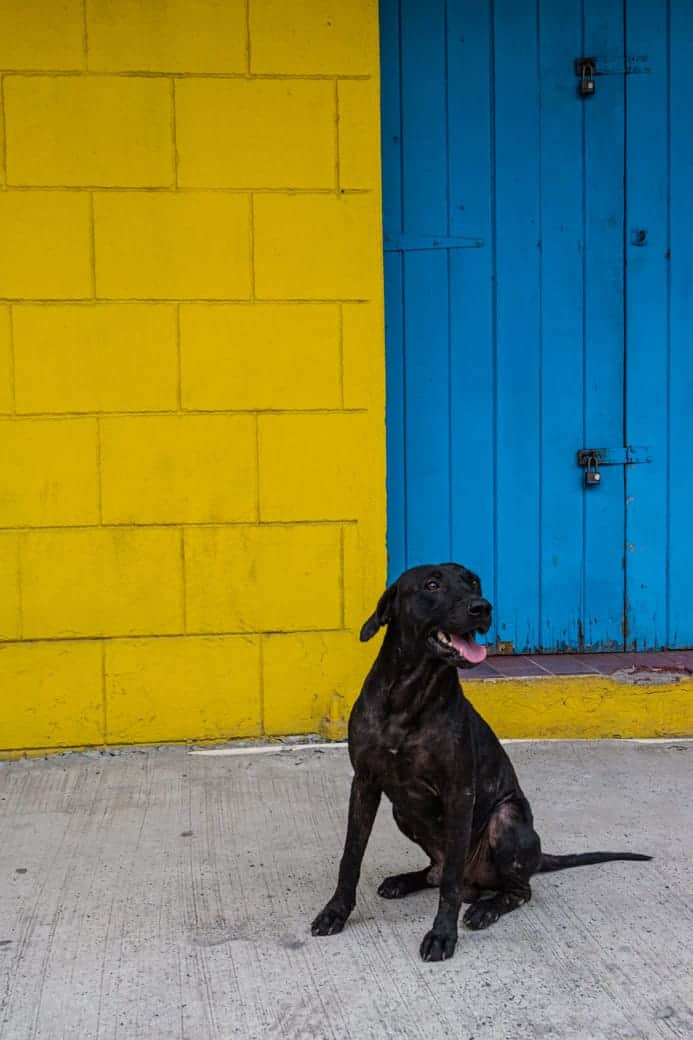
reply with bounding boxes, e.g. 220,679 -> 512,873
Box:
0,0 -> 386,754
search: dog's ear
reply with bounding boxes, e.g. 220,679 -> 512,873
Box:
360,581 -> 398,641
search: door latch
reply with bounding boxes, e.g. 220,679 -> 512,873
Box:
577,446 -> 652,488
575,57 -> 596,97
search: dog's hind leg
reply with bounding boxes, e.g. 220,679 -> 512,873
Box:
463,800 -> 540,931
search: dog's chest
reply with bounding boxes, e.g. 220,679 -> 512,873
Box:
382,754 -> 444,825
370,730 -> 442,793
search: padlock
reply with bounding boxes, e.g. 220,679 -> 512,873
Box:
576,58 -> 596,97
585,455 -> 601,486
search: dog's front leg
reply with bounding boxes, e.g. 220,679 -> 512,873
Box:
420,779 -> 474,962
311,773 -> 381,937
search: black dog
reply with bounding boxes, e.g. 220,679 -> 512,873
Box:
311,563 -> 651,962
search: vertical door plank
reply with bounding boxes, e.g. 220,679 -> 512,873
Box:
582,0 -> 626,649
538,0 -> 586,650
493,0 -> 542,652
447,0 -> 496,637
400,0 -> 449,235
399,0 -> 452,565
625,0 -> 670,649
403,250 -> 452,562
667,0 -> 693,647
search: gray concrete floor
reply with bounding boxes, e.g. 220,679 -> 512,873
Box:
0,740 -> 691,1040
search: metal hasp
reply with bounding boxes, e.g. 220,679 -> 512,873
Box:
577,446 -> 652,488
575,57 -> 596,97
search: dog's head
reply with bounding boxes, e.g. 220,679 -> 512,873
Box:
360,563 -> 492,669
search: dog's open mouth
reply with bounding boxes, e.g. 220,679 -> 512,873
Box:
429,630 -> 487,666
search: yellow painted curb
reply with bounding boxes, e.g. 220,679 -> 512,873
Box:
1,674 -> 691,760
464,674 -> 693,740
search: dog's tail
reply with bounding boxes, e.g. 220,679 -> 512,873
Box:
538,851 -> 652,873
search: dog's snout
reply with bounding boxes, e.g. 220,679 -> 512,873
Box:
467,597 -> 491,619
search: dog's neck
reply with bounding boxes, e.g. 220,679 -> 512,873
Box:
369,623 -> 460,723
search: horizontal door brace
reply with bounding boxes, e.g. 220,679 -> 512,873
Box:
591,55 -> 652,76
384,233 -> 484,253
577,446 -> 652,466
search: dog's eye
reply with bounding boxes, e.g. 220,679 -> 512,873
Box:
425,579 -> 440,592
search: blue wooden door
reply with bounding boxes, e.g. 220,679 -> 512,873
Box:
381,0 -> 693,652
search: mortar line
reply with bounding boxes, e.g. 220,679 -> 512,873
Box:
0,299 -> 368,306
0,295 -> 371,304
339,525 -> 346,628
95,416 -> 103,522
258,634 -> 266,737
88,191 -> 97,297
338,303 -> 345,408
0,185 -> 371,196
248,193 -> 256,299
175,303 -> 182,409
3,406 -> 368,419
0,519 -> 358,532
81,0 -> 89,67
7,304 -> 16,413
15,528 -> 23,640
100,640 -> 107,744
254,413 -> 261,521
0,75 -> 7,187
334,79 -> 340,192
180,527 -> 187,633
170,79 -> 179,188
0,628 -> 350,647
245,0 -> 252,74
0,70 -> 371,82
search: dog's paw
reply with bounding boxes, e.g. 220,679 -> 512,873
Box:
419,927 -> 457,962
378,874 -> 414,899
463,899 -> 501,931
311,903 -> 348,937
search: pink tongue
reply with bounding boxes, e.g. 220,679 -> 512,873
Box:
450,633 -> 487,664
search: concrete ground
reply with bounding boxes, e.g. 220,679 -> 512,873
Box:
0,740 -> 691,1040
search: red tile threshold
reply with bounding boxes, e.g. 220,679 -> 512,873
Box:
468,650 -> 693,681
